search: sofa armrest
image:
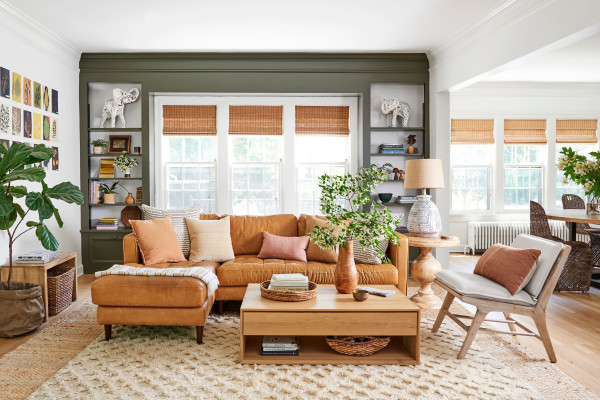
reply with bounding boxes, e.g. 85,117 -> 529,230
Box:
387,232 -> 409,295
123,233 -> 141,264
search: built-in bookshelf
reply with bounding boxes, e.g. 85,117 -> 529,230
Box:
80,81 -> 145,273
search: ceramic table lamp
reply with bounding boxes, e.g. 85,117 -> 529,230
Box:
404,159 -> 444,237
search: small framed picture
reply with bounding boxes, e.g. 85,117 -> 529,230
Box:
133,146 -> 141,154
108,135 -> 131,154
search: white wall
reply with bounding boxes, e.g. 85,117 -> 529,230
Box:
0,4 -> 82,272
448,82 -> 600,249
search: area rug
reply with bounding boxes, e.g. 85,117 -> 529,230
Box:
1,289 -> 596,400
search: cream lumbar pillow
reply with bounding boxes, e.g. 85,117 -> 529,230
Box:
185,216 -> 235,262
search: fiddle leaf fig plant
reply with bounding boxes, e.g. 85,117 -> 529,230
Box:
309,166 -> 399,261
0,142 -> 84,289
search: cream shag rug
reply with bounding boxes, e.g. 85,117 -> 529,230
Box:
27,312 -> 542,400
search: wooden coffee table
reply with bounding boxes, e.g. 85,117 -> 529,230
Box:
240,284 -> 420,365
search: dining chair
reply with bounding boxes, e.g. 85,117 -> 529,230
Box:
530,201 -> 592,291
433,234 -> 570,362
561,194 -> 591,235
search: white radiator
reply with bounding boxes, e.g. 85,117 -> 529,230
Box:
466,220 -> 588,254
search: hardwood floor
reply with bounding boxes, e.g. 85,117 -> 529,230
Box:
1,262 -> 599,397
448,254 -> 600,397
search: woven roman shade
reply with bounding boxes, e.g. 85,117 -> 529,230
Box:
504,120 -> 547,144
229,106 -> 283,135
162,105 -> 217,135
556,120 -> 598,143
450,119 -> 494,144
295,106 -> 350,136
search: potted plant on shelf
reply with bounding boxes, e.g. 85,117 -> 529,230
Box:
91,139 -> 108,154
558,147 -> 600,214
309,166 -> 399,293
100,181 -> 120,204
0,142 -> 84,337
114,151 -> 138,178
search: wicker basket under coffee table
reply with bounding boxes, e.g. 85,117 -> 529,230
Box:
0,252 -> 77,322
240,284 -> 420,365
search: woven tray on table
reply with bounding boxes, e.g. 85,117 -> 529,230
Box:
326,336 -> 391,356
260,281 -> 318,302
47,266 -> 75,316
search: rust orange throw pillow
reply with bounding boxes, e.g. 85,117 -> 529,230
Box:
130,216 -> 186,265
474,243 -> 541,295
257,232 -> 310,262
305,215 -> 338,263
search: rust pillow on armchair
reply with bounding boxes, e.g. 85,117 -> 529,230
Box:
474,243 -> 541,295
130,216 -> 186,265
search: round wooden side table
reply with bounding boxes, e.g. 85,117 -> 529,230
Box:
406,235 -> 460,309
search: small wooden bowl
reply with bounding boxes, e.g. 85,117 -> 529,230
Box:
352,289 -> 369,302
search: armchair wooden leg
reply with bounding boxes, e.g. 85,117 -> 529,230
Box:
104,325 -> 112,341
533,310 -> 557,363
196,326 -> 204,344
503,312 -> 519,342
432,293 -> 455,333
458,310 -> 487,359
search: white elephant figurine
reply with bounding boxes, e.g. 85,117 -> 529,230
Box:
100,88 -> 140,128
381,98 -> 411,128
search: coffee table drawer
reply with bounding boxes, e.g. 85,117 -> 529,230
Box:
242,311 -> 418,336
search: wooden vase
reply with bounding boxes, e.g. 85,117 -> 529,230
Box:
335,240 -> 358,294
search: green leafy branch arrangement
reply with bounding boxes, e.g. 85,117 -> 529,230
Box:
114,152 -> 138,172
309,166 -> 399,261
557,147 -> 600,201
0,143 -> 84,288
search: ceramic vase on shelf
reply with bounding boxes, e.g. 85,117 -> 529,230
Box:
124,169 -> 131,178
103,193 -> 115,204
125,193 -> 135,204
92,146 -> 103,154
335,240 -> 358,294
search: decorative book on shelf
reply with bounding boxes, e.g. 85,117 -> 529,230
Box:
99,158 -> 115,178
89,181 -> 103,204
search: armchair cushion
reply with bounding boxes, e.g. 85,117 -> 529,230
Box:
436,270 -> 536,307
511,234 -> 564,299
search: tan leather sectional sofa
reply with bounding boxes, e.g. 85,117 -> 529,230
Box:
91,213 -> 409,343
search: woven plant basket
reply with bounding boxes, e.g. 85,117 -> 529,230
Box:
260,281 -> 318,302
47,266 -> 75,316
326,336 -> 390,356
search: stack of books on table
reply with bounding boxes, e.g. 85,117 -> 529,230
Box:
16,250 -> 59,264
269,273 -> 309,292
261,336 -> 299,356
96,218 -> 119,230
378,144 -> 405,154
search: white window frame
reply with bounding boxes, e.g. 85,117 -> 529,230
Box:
153,94 -> 359,214
502,144 -> 545,212
450,165 -> 492,213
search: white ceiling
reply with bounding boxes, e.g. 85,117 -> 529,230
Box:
5,0 -> 502,53
483,32 -> 600,82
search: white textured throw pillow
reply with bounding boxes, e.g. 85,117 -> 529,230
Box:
185,216 -> 235,263
353,213 -> 403,264
141,204 -> 201,259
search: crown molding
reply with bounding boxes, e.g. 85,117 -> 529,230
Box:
0,0 -> 81,71
428,0 -> 550,70
453,82 -> 600,97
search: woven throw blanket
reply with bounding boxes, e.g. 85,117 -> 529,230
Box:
95,265 -> 219,297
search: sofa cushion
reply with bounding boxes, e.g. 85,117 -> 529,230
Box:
186,216 -> 235,262
297,214 -> 326,236
91,261 -> 218,308
217,255 -> 307,286
306,261 -> 398,285
257,232 -> 310,262
230,214 -> 298,255
305,215 -> 338,263
436,270 -> 536,307
130,217 -> 186,265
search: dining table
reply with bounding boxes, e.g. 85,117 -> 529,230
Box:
545,209 -> 600,288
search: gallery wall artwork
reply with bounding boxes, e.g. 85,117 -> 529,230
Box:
0,64 -> 60,171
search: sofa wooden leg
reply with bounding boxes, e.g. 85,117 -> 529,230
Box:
218,300 -> 224,315
104,325 -> 112,341
196,326 -> 204,344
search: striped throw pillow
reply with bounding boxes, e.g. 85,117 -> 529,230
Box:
353,213 -> 403,264
141,204 -> 201,259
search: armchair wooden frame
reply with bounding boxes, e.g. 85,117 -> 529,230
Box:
432,244 -> 571,362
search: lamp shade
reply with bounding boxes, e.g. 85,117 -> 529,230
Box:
404,159 -> 445,189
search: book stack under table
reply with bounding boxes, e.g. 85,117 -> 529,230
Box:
269,273 -> 309,291
261,336 -> 299,356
